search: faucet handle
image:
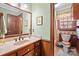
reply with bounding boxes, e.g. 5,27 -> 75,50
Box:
17,36 -> 21,41
15,38 -> 18,42
21,37 -> 24,40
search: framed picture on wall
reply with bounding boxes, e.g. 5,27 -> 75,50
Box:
36,16 -> 43,25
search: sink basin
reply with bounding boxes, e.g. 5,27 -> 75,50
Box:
23,37 -> 30,40
14,40 -> 29,46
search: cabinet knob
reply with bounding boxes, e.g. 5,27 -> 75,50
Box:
27,49 -> 30,51
37,43 -> 39,45
35,53 -> 37,56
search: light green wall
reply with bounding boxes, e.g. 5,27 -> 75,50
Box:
32,3 -> 50,41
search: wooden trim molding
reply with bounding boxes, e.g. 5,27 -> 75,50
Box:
30,14 -> 32,34
41,40 -> 50,43
0,33 -> 29,39
50,3 -> 54,56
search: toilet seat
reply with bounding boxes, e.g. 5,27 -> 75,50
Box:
62,41 -> 70,45
62,41 -> 71,47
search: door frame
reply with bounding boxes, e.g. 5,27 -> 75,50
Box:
50,3 -> 54,56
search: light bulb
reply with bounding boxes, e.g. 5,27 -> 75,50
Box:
23,4 -> 28,9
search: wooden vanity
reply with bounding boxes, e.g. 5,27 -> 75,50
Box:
0,36 -> 51,56
0,37 -> 41,56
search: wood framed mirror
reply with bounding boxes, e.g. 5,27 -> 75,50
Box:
0,3 -> 32,38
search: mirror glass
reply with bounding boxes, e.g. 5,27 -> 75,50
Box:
0,4 -> 32,37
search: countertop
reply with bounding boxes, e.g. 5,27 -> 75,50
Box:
0,36 -> 41,56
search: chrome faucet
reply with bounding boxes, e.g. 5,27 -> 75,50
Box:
18,36 -> 24,41
14,36 -> 24,42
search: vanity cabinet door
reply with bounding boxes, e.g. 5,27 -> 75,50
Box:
34,40 -> 41,47
34,46 -> 40,56
34,40 -> 41,56
76,40 -> 79,53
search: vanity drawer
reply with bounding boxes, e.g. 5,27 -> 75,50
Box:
2,52 -> 17,56
8,52 -> 16,56
17,43 -> 34,56
27,43 -> 34,51
34,40 -> 41,47
24,50 -> 34,56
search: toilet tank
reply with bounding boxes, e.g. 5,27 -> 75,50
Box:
61,34 -> 71,42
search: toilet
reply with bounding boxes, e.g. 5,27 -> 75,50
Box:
61,33 -> 71,53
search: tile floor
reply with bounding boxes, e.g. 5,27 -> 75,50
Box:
55,45 -> 78,56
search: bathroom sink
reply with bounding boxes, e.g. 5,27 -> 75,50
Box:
14,40 -> 29,46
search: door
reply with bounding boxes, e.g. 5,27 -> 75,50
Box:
7,14 -> 23,35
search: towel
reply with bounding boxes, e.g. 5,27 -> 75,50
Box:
0,16 -> 7,36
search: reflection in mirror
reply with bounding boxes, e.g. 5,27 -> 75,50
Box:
0,3 -> 32,38
6,14 -> 23,35
0,13 -> 7,38
22,13 -> 31,34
